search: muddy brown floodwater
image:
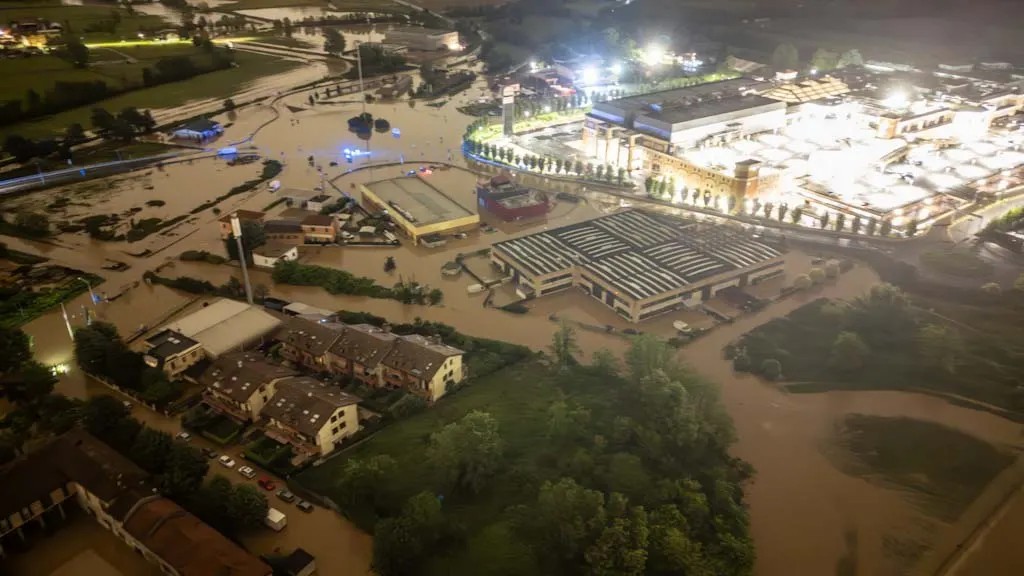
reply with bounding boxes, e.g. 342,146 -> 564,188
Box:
5,67 -> 1024,576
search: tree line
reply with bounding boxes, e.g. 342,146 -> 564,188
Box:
272,260 -> 444,306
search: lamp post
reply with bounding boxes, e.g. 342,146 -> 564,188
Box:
78,276 -> 97,305
231,213 -> 255,305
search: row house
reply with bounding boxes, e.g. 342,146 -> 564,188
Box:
0,430 -> 270,575
199,352 -> 298,422
278,317 -> 466,402
276,317 -> 345,372
259,377 -> 361,458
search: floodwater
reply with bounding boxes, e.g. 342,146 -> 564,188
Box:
236,7 -> 395,21
5,63 -> 1024,576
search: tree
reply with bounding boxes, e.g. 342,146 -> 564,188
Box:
3,361 -> 56,405
225,220 -> 266,262
14,212 -> 50,236
760,358 -> 782,380
525,478 -> 607,565
0,327 -> 31,375
427,288 -> 443,305
917,323 -> 962,374
834,213 -> 845,232
829,331 -> 869,373
63,39 -> 89,68
837,49 -> 864,68
372,516 -> 422,576
129,427 -> 173,474
793,274 -> 813,290
879,219 -> 892,237
819,212 -> 830,229
223,98 -> 236,110
584,505 -> 649,576
905,219 -> 919,237
324,28 -> 346,55
810,48 -> 839,71
549,321 -> 580,370
850,215 -> 862,234
337,455 -> 398,523
160,442 -> 209,497
1015,272 -> 1024,292
772,43 -> 799,70
809,267 -> 826,284
866,217 -> 877,236
428,410 -> 503,494
228,484 -> 269,530
64,123 -> 87,145
791,206 -> 803,224
591,348 -> 619,375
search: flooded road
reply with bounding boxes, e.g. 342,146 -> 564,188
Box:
4,60 -> 1024,576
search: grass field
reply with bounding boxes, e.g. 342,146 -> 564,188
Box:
829,415 -> 1014,521
0,2 -> 166,43
2,51 -> 301,139
0,43 -> 208,102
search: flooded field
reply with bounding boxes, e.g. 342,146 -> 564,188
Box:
4,57 -> 1024,576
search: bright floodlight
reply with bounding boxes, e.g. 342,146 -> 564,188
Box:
530,61 -> 539,72
642,44 -> 664,67
609,62 -> 623,76
580,66 -> 598,85
882,91 -> 909,109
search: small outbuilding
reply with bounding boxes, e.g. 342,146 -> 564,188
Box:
171,118 -> 223,142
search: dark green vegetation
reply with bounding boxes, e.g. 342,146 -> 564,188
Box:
919,249 -> 994,279
828,415 -> 1014,521
731,284 -> 1024,416
193,159 -> 283,215
0,269 -> 102,329
299,334 -> 753,576
73,322 -> 182,407
144,271 -> 269,303
272,260 -> 444,306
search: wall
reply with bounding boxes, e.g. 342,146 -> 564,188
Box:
314,405 -> 359,454
427,355 -> 463,401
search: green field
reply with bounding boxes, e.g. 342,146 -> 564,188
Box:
3,51 -> 301,139
0,2 -> 166,43
0,43 -> 209,102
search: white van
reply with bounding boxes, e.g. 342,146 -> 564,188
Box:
265,507 -> 287,531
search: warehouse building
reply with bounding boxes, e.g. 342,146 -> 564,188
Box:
491,210 -> 784,322
360,176 -> 479,245
383,26 -> 459,51
161,298 -> 283,358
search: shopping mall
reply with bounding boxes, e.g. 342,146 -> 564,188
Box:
582,72 -> 1024,231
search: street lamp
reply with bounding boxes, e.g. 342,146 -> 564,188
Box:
78,277 -> 97,305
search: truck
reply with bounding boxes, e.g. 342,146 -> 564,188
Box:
265,507 -> 287,531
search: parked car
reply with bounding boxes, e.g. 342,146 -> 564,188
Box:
175,432 -> 191,442
218,455 -> 236,469
257,477 -> 276,491
122,400 -> 133,410
200,447 -> 218,459
238,466 -> 256,479
276,490 -> 296,503
296,500 -> 314,513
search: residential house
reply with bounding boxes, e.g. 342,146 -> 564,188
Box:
380,334 -> 465,402
200,352 -> 298,422
326,324 -> 397,386
121,496 -> 272,576
300,214 -> 338,244
142,329 -> 204,379
0,431 -> 270,574
0,429 -> 149,559
306,194 -> 332,213
282,548 -> 317,576
260,377 -> 360,457
171,118 -> 223,142
218,210 -> 265,240
252,242 -> 299,268
276,317 -> 343,372
264,220 -> 304,245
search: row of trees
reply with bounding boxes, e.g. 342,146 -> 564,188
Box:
465,140 -> 631,185
271,260 -> 443,305
771,43 -> 863,72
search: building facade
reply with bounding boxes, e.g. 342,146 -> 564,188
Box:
300,215 -> 338,244
200,352 -> 298,422
260,377 -> 361,457
142,329 -> 204,379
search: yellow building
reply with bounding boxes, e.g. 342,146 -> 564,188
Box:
360,176 -> 479,245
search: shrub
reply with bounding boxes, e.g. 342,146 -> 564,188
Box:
389,394 -> 428,419
793,274 -> 813,290
732,352 -> 751,372
179,250 -> 226,265
760,358 -> 782,380
809,268 -> 827,284
824,261 -> 841,278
